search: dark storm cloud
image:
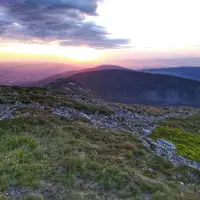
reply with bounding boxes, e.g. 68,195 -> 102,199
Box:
0,0 -> 130,49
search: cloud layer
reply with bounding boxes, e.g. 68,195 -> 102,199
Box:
0,0 -> 129,49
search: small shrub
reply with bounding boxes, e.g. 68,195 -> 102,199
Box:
73,103 -> 114,116
0,98 -> 7,104
151,126 -> 200,161
0,194 -> 7,200
7,135 -> 37,150
23,194 -> 44,200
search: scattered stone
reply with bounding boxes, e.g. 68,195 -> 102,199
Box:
157,139 -> 176,149
142,140 -> 150,148
142,128 -> 152,135
68,82 -> 76,86
0,93 -> 200,170
180,182 -> 184,185
8,91 -> 19,95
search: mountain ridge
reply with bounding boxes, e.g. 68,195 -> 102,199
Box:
34,65 -> 130,86
142,66 -> 200,81
49,69 -> 200,107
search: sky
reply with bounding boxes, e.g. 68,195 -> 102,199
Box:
1,0 -> 200,68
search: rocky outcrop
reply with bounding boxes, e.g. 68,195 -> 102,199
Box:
0,102 -> 44,121
51,104 -> 196,135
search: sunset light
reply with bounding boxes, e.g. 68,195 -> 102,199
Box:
59,46 -> 101,61
0,43 -> 101,62
1,0 -> 200,65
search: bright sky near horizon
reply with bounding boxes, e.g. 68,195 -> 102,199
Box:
1,0 -> 200,66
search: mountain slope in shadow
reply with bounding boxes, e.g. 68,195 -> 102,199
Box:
49,69 -> 200,107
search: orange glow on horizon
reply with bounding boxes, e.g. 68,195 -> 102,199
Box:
0,43 -> 102,63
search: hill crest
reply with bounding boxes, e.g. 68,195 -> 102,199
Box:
49,69 -> 200,107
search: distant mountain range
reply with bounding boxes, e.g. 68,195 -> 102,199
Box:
2,63 -> 200,107
49,69 -> 200,107
40,66 -> 200,87
1,62 -> 200,86
142,67 -> 200,81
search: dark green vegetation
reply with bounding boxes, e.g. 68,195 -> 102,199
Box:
151,115 -> 200,161
160,114 -> 200,133
0,113 -> 200,199
49,69 -> 200,107
0,86 -> 113,116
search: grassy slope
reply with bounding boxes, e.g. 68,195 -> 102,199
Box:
151,115 -> 200,161
0,86 -> 113,116
0,86 -> 200,199
0,113 -> 199,199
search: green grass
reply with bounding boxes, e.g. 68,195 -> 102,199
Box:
161,114 -> 200,133
22,194 -> 44,200
151,126 -> 200,161
150,114 -> 200,162
0,114 -> 200,199
1,86 -> 200,199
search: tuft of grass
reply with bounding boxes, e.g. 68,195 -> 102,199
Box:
22,194 -> 44,200
71,103 -> 114,115
7,135 -> 38,150
0,194 -> 7,200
